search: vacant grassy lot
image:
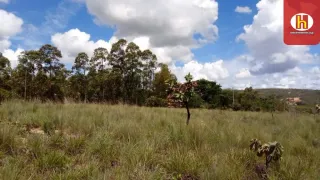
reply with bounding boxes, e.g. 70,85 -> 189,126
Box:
0,101 -> 319,180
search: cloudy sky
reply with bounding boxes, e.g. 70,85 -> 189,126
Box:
0,0 -> 319,89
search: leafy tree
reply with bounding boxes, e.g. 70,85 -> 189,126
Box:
90,48 -> 109,101
239,87 -> 260,111
72,52 -> 90,103
39,44 -> 63,79
91,47 -> 109,71
123,42 -> 143,103
141,49 -> 157,91
261,94 -> 279,118
108,39 -> 127,102
0,53 -> 11,103
195,79 -> 221,108
153,63 -> 177,98
167,73 -> 198,125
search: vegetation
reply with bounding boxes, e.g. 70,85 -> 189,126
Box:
250,139 -> 284,168
167,73 -> 198,125
0,101 -> 319,179
1,40 -> 317,115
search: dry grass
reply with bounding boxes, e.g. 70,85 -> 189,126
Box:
0,100 -> 319,180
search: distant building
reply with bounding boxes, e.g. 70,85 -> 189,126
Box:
286,97 -> 302,105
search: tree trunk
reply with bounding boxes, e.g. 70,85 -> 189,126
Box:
186,102 -> 191,125
24,70 -> 27,100
84,69 -> 87,104
102,87 -> 105,102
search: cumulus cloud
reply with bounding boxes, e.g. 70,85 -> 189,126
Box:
236,0 -> 318,75
171,60 -> 229,82
0,9 -> 23,51
85,0 -> 218,46
236,68 -> 252,79
2,48 -> 24,68
235,6 -> 252,14
51,28 -> 118,63
80,0 -> 218,64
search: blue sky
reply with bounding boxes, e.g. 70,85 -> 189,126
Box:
0,0 -> 319,89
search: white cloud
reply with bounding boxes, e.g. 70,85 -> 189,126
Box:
3,48 -> 24,68
0,9 -> 23,51
236,0 -> 318,75
235,6 -> 252,14
236,68 -> 252,79
310,67 -> 320,74
171,60 -> 229,82
51,28 -> 118,63
82,0 -> 219,64
0,0 -> 9,4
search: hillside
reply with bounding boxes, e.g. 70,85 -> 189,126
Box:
231,88 -> 320,105
255,89 -> 320,105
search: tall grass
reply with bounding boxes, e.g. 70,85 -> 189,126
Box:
0,100 -> 319,179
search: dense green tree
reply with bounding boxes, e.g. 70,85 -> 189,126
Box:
195,79 -> 221,108
153,63 -> 177,98
239,87 -> 260,111
72,52 -> 90,103
90,48 -> 109,101
0,53 -> 11,103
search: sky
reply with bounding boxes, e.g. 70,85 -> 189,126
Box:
0,0 -> 319,89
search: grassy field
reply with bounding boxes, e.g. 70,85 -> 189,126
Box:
0,101 -> 319,180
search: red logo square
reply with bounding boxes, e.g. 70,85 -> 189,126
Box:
284,0 -> 320,45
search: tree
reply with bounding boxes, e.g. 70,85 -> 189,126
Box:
91,47 -> 109,71
195,79 -> 221,108
39,44 -> 66,102
141,49 -> 157,91
108,39 -> 127,102
39,44 -> 62,79
123,42 -> 143,103
72,52 -> 90,103
153,63 -> 177,98
167,73 -> 198,125
239,87 -> 260,111
16,50 -> 43,99
261,94 -> 278,118
0,53 -> 11,103
90,48 -> 109,101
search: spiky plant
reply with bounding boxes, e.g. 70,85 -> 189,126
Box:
250,139 -> 284,168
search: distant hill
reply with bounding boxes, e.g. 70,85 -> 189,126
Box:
254,88 -> 320,105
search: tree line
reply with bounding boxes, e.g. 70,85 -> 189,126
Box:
0,39 -> 285,112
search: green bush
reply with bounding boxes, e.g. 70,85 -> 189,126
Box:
232,103 -> 241,111
145,96 -> 167,107
189,93 -> 204,108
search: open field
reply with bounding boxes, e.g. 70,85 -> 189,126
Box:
0,101 -> 320,180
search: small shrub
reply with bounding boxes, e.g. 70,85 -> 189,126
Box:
0,125 -> 18,155
37,151 -> 69,172
49,134 -> 65,149
66,136 -> 86,155
232,103 -> 241,111
27,135 -> 47,159
145,96 -> 167,107
43,121 -> 55,136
